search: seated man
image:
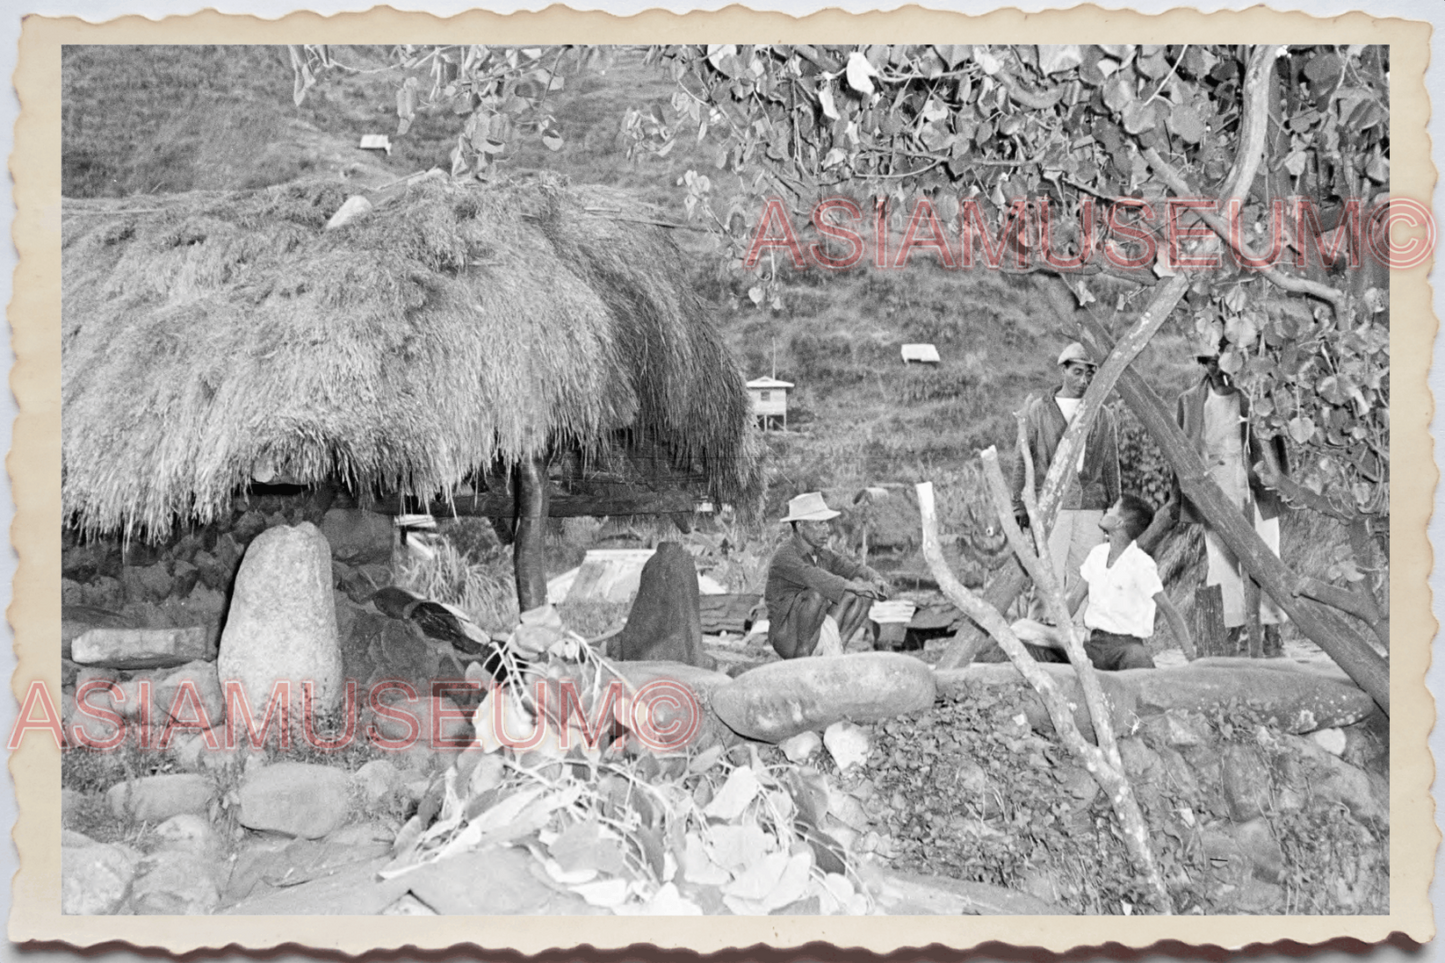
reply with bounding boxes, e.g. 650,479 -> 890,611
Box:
765,492 -> 890,659
1013,494 -> 1191,670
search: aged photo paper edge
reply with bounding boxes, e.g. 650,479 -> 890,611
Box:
8,4 -> 1436,953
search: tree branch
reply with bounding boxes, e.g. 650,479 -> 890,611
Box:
1142,148 -> 1347,309
917,482 -> 1172,913
980,447 -> 1122,770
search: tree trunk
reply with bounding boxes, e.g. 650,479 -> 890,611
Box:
935,273 -> 1190,671
512,454 -> 550,612
1073,316 -> 1390,713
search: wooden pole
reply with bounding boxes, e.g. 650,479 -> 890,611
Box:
1194,585 -> 1226,657
512,454 -> 550,612
377,489 -> 699,519
1073,316 -> 1390,713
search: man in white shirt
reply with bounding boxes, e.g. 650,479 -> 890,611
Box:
1015,494 -> 1192,669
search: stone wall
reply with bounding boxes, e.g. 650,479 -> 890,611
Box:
62,496 -> 396,673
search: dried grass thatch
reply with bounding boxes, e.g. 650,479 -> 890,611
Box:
63,174 -> 762,540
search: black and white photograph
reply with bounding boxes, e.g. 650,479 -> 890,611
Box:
16,8 -> 1433,951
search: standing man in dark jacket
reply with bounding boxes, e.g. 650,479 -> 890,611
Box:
1173,342 -> 1289,655
765,492 -> 890,659
1012,342 -> 1121,618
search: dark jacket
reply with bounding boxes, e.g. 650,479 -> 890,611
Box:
1011,391 -> 1121,513
1174,378 -> 1288,523
764,533 -> 877,653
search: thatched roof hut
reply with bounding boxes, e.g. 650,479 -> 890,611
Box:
62,173 -> 762,542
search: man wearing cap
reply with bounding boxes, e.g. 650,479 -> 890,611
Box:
1012,342 -> 1121,617
1173,341 -> 1289,655
764,492 -> 891,659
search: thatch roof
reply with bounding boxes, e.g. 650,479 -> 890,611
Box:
62,173 -> 763,540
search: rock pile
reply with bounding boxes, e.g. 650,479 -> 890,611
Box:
59,504 -> 1389,917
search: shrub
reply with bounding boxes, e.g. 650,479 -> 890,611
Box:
395,537 -> 518,633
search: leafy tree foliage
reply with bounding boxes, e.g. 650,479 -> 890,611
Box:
291,42 -> 1393,632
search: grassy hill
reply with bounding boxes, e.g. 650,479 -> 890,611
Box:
63,45 -> 1358,654
59,43 -> 1208,531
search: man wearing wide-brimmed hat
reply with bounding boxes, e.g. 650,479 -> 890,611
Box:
1173,334 -> 1289,655
1012,341 -> 1121,619
764,492 -> 891,659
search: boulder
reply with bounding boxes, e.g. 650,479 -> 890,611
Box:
221,854 -> 408,915
611,542 -> 713,669
238,761 -> 352,839
170,559 -> 200,598
1221,744 -> 1273,821
232,510 -> 267,545
1232,817 -> 1285,883
934,663 -> 1139,743
153,813 -> 222,858
218,523 -> 344,720
369,693 -> 471,749
320,508 -> 395,565
712,652 -> 934,743
779,730 -> 821,763
1278,733 -> 1389,825
63,539 -> 122,583
134,563 -> 174,600
61,834 -> 140,915
153,660 -> 225,730
1117,737 -> 1164,782
71,626 -> 212,670
352,759 -> 403,808
106,774 -> 216,822
131,850 -> 221,915
403,846 -> 605,915
1132,659 -> 1376,734
1137,708 -> 1209,749
603,660 -> 740,753
823,720 -> 871,770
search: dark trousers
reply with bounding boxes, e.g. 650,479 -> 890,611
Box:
1023,630 -> 1155,670
1084,630 -> 1156,670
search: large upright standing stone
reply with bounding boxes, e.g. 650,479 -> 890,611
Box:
612,542 -> 712,669
218,523 -> 343,723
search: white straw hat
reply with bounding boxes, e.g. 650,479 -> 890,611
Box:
1056,342 -> 1096,367
781,491 -> 840,522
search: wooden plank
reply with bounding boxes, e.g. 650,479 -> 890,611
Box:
1193,584 -> 1226,658
377,490 -> 703,519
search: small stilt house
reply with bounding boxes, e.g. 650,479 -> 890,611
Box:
746,376 -> 794,430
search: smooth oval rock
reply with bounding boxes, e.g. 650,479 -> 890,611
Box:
1132,659 -> 1376,734
238,761 -> 352,839
218,523 -> 343,721
711,652 -> 935,743
106,773 -> 216,823
598,660 -> 740,753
